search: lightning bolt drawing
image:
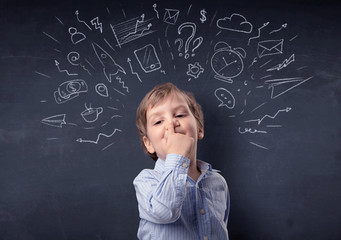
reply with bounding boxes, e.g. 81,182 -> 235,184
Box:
266,54 -> 295,71
91,17 -> 103,33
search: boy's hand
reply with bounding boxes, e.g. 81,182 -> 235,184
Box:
161,121 -> 195,160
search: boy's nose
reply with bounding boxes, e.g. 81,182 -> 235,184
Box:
168,119 -> 180,127
172,119 -> 180,127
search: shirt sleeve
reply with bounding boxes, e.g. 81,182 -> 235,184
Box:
223,179 -> 230,224
133,154 -> 190,224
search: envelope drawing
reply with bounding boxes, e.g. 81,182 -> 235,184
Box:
163,9 -> 179,25
257,39 -> 284,58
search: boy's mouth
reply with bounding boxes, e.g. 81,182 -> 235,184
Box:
174,130 -> 185,135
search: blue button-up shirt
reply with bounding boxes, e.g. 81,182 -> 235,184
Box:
133,154 -> 230,240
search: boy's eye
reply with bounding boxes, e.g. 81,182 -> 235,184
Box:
154,120 -> 162,125
176,113 -> 186,118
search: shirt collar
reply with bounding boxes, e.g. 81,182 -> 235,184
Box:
196,159 -> 212,172
154,158 -> 165,173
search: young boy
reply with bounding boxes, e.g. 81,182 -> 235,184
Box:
133,83 -> 230,240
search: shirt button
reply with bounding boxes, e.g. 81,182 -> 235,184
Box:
200,209 -> 205,215
182,163 -> 188,168
203,237 -> 208,240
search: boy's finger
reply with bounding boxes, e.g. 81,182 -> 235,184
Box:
163,126 -> 169,139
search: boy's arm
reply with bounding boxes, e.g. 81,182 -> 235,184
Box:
133,154 -> 190,224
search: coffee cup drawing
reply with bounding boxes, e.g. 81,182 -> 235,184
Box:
81,104 -> 103,123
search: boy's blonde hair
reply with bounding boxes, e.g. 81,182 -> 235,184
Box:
136,83 -> 204,161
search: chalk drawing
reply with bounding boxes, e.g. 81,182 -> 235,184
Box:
55,60 -> 78,76
214,88 -> 235,109
127,58 -> 142,82
217,13 -> 253,33
248,22 -> 269,45
177,22 -> 203,59
81,103 -> 103,123
200,9 -> 207,23
134,44 -> 161,73
68,27 -> 86,44
266,54 -> 295,71
92,42 -> 126,82
264,76 -> 313,99
187,62 -> 204,79
41,114 -> 66,128
257,39 -> 284,58
153,4 -> 159,19
76,128 -> 122,144
269,23 -> 287,34
163,9 -> 179,25
54,79 -> 88,104
111,14 -> 155,48
244,107 -> 292,125
95,83 -> 109,97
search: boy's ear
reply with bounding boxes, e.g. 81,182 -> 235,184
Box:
198,127 -> 204,140
143,136 -> 155,154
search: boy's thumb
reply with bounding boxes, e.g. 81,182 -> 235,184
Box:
164,126 -> 169,139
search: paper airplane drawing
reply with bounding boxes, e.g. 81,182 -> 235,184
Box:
264,76 -> 313,99
41,114 -> 66,128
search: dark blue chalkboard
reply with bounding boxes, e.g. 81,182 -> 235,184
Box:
1,0 -> 341,239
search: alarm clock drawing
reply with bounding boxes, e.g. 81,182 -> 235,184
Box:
211,41 -> 246,83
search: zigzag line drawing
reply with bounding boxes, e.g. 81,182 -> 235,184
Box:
55,60 -> 78,76
248,22 -> 269,46
116,76 -> 129,93
127,57 -> 142,82
76,128 -> 122,144
244,107 -> 291,125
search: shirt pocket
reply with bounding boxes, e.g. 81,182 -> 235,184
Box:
210,186 -> 227,221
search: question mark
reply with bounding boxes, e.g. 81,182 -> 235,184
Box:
191,37 -> 203,57
178,22 -> 196,59
174,38 -> 183,57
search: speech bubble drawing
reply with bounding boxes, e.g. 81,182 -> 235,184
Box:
214,88 -> 235,109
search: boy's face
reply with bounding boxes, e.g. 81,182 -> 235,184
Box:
143,93 -> 203,160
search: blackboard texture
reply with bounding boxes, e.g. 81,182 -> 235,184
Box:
1,0 -> 341,239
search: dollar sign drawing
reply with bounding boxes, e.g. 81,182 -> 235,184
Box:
68,82 -> 78,93
200,9 -> 207,23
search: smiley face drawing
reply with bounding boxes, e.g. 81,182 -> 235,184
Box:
211,41 -> 246,83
